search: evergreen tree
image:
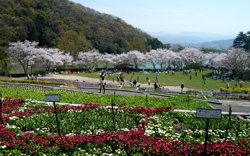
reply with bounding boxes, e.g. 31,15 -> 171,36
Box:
233,31 -> 250,51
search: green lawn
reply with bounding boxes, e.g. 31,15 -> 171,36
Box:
67,69 -> 250,91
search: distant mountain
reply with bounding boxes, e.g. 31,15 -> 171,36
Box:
148,32 -> 235,50
201,39 -> 234,50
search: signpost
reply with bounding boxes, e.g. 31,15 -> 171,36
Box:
196,109 -> 221,156
143,92 -> 150,107
45,94 -> 61,136
0,90 -> 2,124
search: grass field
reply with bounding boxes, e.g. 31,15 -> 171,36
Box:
69,69 -> 250,91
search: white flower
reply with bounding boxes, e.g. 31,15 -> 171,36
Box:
1,145 -> 7,149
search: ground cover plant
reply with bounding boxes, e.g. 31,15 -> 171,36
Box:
0,87 -> 212,110
0,97 -> 250,155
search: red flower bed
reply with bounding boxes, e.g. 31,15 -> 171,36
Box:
0,97 -> 250,155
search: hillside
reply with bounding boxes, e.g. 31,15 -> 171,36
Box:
201,39 -> 233,50
0,0 -> 164,58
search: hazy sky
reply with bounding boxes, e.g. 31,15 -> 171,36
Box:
71,0 -> 250,36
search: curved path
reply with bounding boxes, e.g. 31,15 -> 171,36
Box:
40,74 -> 250,115
57,86 -> 250,115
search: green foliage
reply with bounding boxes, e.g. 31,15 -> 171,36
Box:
233,31 -> 250,51
148,111 -> 250,142
0,0 -> 164,56
201,47 -> 227,53
220,87 -> 250,93
0,47 -> 9,75
147,38 -> 164,50
129,37 -> 147,53
58,31 -> 92,58
11,108 -> 143,135
0,87 -> 212,110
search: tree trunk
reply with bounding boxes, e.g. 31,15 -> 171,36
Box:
4,61 -> 8,76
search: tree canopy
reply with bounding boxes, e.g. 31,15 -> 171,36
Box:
233,31 -> 250,51
0,0 -> 165,57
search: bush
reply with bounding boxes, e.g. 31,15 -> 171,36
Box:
220,87 -> 250,93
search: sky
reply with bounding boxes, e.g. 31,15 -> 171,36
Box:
71,0 -> 250,36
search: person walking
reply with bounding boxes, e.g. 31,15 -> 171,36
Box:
99,72 -> 106,94
204,77 -> 206,84
181,83 -> 184,92
120,73 -> 125,86
190,75 -> 192,80
148,78 -> 150,85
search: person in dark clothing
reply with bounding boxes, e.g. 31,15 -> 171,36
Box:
133,79 -> 137,87
181,83 -> 184,92
99,72 -> 106,94
154,82 -> 159,89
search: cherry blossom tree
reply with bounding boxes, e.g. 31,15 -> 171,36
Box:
7,40 -> 39,74
179,47 -> 204,69
31,48 -> 64,73
154,49 -> 173,71
126,50 -> 146,71
77,50 -> 101,72
170,52 -> 182,70
111,53 -> 131,69
60,52 -> 73,71
222,48 -> 250,77
212,53 -> 227,69
99,53 -> 115,70
204,52 -> 220,68
146,50 -> 159,70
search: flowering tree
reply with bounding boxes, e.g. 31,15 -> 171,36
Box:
204,52 -> 220,68
179,47 -> 204,69
77,50 -> 101,72
171,52 -> 182,70
154,49 -> 173,71
111,53 -> 131,69
146,50 -> 159,70
99,53 -> 115,70
7,40 -> 39,74
60,52 -> 73,71
30,48 -> 64,73
212,53 -> 227,69
126,50 -> 146,71
222,48 -> 250,77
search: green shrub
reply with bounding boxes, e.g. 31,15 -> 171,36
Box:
220,87 -> 250,93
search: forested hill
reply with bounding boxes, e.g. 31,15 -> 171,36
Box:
0,0 -> 164,58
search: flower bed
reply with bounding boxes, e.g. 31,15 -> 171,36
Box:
0,87 -> 212,110
1,97 -> 250,155
0,78 -> 74,87
39,78 -> 117,88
